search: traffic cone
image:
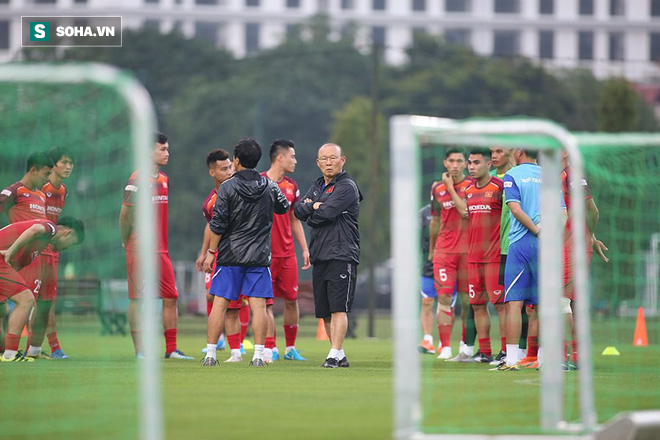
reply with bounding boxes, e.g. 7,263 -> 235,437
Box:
602,346 -> 620,356
21,325 -> 28,337
316,319 -> 329,341
633,307 -> 648,347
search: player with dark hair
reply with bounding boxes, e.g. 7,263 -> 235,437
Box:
463,149 -> 505,363
120,132 -> 193,360
0,151 -> 53,354
202,138 -> 289,367
429,148 -> 474,360
24,147 -> 76,359
0,216 -> 84,362
261,139 -> 311,362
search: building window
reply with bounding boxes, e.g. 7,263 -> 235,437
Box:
493,30 -> 519,56
608,32 -> 624,60
245,22 -> 260,54
610,0 -> 624,16
34,0 -> 56,3
579,0 -> 594,15
444,28 -> 470,46
372,26 -> 386,46
412,0 -> 425,12
445,0 -> 469,12
651,33 -> 660,61
341,0 -> 354,9
246,0 -> 259,6
652,0 -> 660,17
317,0 -> 329,11
196,0 -> 218,4
195,22 -> 219,44
73,18 -> 88,27
74,0 -> 88,4
0,0 -> 8,4
145,0 -> 159,3
372,0 -> 386,11
286,23 -> 301,39
578,31 -> 594,60
494,0 -> 519,14
539,30 -> 554,59
0,21 -> 9,50
286,0 -> 300,7
144,20 -> 160,30
539,0 -> 553,15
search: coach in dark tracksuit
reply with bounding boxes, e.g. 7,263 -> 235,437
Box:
294,143 -> 362,368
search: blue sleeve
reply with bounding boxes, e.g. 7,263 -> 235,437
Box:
560,192 -> 566,209
503,174 -> 521,205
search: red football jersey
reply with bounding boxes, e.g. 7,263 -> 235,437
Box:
562,167 -> 593,250
122,170 -> 169,253
0,182 -> 48,223
466,177 -> 504,263
430,178 -> 472,254
202,188 -> 217,223
0,219 -> 57,271
261,172 -> 298,257
42,181 -> 68,256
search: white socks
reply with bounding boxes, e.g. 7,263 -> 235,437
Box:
423,334 -> 433,344
205,343 -> 217,360
253,344 -> 265,361
328,348 -> 341,359
28,346 -> 42,356
506,344 -> 520,366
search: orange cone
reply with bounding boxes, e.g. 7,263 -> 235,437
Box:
633,307 -> 648,347
316,319 -> 329,341
21,325 -> 28,337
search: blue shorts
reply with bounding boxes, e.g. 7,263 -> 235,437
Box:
421,276 -> 436,298
209,266 -> 273,301
504,232 -> 539,305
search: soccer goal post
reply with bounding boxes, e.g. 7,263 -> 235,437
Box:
391,115 -> 660,439
0,63 -> 161,440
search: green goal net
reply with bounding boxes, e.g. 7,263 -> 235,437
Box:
0,64 -> 159,439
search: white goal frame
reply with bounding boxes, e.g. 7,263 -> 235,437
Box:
390,115 -> 595,440
0,64 -> 161,440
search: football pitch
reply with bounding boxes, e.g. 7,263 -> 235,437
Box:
1,314 -> 658,440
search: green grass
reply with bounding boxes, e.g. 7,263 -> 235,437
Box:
0,314 -> 658,439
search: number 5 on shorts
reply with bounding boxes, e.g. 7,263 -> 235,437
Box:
438,268 -> 447,282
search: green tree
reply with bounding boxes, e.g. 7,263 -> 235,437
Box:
598,78 -> 639,132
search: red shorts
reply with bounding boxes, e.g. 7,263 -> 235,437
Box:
468,262 -> 505,305
270,256 -> 298,301
207,260 -> 246,309
0,260 -> 30,301
563,245 -> 593,301
433,252 -> 468,296
126,252 -> 179,300
36,253 -> 58,301
18,256 -> 45,299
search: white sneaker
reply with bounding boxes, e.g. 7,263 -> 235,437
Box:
518,348 -> 527,360
446,352 -> 471,362
264,348 -> 273,364
437,347 -> 453,360
459,340 -> 466,354
224,352 -> 243,363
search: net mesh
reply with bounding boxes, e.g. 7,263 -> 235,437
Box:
414,122 -> 660,435
0,76 -> 139,438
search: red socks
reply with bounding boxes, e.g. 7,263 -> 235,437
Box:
501,337 -> 507,353
571,340 -> 578,363
239,306 -> 250,342
164,329 -> 177,354
478,338 -> 492,357
47,332 -> 61,351
265,337 -> 276,350
438,311 -> 452,348
227,333 -> 241,350
6,333 -> 20,351
528,336 -> 539,357
284,324 -> 298,347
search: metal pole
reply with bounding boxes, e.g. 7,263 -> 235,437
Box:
367,42 -> 380,338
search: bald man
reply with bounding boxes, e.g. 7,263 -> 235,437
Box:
294,143 -> 362,368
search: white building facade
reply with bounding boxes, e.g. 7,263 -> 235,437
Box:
1,0 -> 660,84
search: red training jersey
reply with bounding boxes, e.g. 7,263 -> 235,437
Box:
466,177 -> 504,263
562,167 -> 593,252
202,188 -> 217,223
430,178 -> 472,254
42,181 -> 68,256
122,170 -> 170,253
261,172 -> 298,257
0,182 -> 48,223
0,219 -> 57,271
